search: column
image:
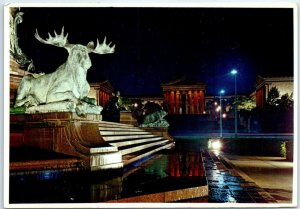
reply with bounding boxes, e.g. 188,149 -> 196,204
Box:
256,89 -> 260,108
96,90 -> 100,106
179,92 -> 183,114
104,92 -> 107,107
105,93 -> 109,107
100,91 -> 103,106
99,90 -> 104,107
175,91 -> 180,114
168,91 -> 171,114
185,92 -> 189,114
263,85 -> 268,108
182,91 -> 186,114
103,93 -> 106,107
199,90 -> 204,114
193,90 -> 199,114
102,92 -> 105,107
265,84 -> 269,102
189,91 -> 193,114
170,91 -> 175,114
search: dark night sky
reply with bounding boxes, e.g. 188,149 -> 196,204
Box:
17,7 -> 294,97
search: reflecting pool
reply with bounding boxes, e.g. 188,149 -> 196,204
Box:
10,141 -> 208,203
9,138 -> 285,203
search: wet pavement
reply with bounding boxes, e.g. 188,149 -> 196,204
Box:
220,154 -> 293,203
203,149 -> 277,203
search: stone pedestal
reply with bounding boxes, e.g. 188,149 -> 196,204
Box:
120,111 -> 138,126
10,112 -> 123,171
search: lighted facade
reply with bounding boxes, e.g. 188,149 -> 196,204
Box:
254,76 -> 293,109
89,80 -> 114,107
161,79 -> 206,115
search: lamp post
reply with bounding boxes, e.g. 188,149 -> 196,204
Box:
219,89 -> 225,138
230,69 -> 238,139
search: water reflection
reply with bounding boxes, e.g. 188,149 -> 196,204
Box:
10,171 -> 124,203
10,148 -> 207,203
90,177 -> 123,202
169,152 -> 205,177
120,150 -> 207,200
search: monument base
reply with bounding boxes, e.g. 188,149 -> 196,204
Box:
120,111 -> 138,126
10,112 -> 123,172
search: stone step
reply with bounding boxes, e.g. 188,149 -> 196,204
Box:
97,121 -> 174,167
89,146 -> 118,154
99,126 -> 143,131
119,139 -> 170,156
102,134 -> 157,142
109,137 -> 164,148
100,130 -> 152,136
122,142 -> 175,166
98,121 -> 135,128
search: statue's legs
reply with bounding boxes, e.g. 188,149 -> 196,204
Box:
14,75 -> 34,107
25,101 -> 76,113
14,94 -> 39,108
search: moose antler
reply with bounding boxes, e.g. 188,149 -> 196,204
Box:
35,27 -> 115,54
34,27 -> 70,48
91,37 -> 115,54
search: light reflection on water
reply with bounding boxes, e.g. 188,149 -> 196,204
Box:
10,141 -> 207,203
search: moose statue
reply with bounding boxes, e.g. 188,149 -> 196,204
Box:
14,27 -> 115,116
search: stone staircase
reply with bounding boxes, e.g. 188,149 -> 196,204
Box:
98,121 -> 175,166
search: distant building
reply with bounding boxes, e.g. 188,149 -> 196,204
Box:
254,76 -> 293,109
161,78 -> 206,114
128,97 -> 164,107
205,95 -> 236,117
89,80 -> 114,107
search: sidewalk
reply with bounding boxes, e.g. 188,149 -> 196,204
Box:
220,153 -> 294,204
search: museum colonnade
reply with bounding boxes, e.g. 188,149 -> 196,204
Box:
163,90 -> 205,114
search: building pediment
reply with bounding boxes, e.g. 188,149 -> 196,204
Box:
162,78 -> 206,91
90,80 -> 114,93
255,75 -> 294,90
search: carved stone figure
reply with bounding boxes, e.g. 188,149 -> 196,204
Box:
140,110 -> 170,128
14,27 -> 115,116
10,8 -> 35,71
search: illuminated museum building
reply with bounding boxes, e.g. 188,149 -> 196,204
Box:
161,79 -> 206,115
89,81 -> 114,107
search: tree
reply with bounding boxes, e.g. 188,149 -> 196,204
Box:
235,96 -> 256,111
277,93 -> 293,111
261,88 -> 293,133
267,86 -> 280,106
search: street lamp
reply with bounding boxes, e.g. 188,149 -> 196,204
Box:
230,69 -> 238,139
219,89 -> 225,138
